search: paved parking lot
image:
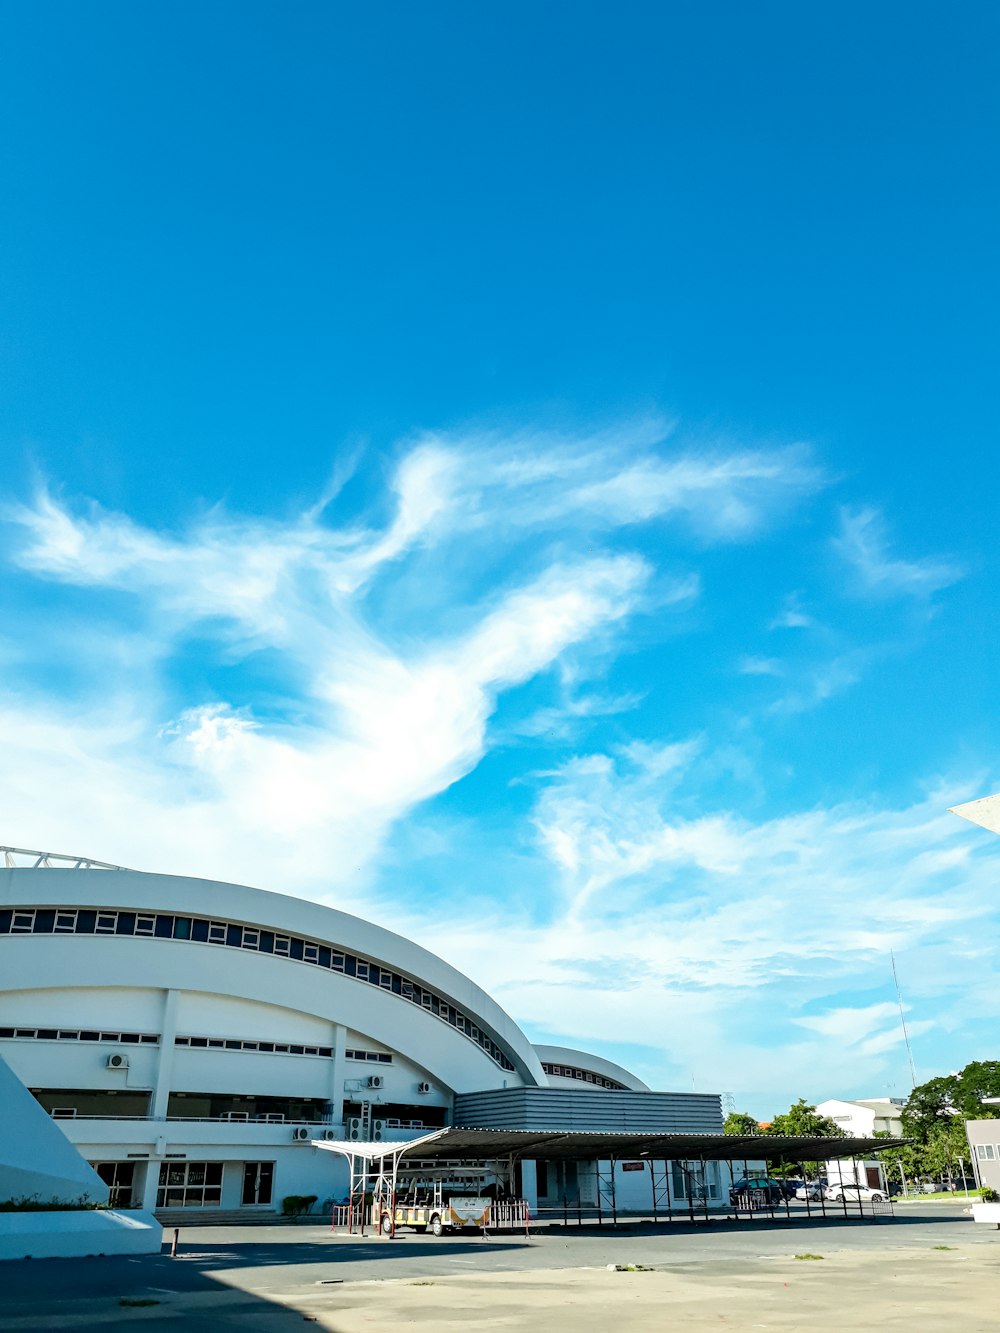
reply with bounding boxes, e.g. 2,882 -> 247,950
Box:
0,1205 -> 995,1331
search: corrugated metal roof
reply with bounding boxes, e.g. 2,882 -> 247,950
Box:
313,1126 -> 908,1164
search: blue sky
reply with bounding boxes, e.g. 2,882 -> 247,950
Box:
1,2 -> 997,1116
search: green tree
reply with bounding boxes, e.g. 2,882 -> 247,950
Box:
923,1117 -> 975,1188
953,1062 -> 1000,1119
723,1111 -> 762,1136
873,1131 -> 924,1193
766,1099 -> 845,1139
902,1074 -> 960,1139
903,1061 -> 1000,1141
764,1099 -> 844,1178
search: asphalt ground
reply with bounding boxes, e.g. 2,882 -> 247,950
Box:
0,1203 -> 994,1331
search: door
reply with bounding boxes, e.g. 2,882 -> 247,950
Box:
865,1166 -> 881,1190
241,1161 -> 275,1206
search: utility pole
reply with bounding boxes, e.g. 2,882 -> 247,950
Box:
891,950 -> 917,1088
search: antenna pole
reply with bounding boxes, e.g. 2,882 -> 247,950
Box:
891,950 -> 917,1088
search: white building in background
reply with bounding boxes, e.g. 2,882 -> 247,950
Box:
0,850 -> 727,1219
816,1097 -> 905,1138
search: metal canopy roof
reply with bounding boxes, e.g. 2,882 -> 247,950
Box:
313,1127 -> 908,1166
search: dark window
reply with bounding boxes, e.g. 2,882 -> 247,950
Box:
226,925 -> 242,947
76,910 -> 96,933
116,913 -> 136,935
173,918 -> 191,941
34,910 -> 55,933
191,918 -> 209,942
154,915 -> 173,939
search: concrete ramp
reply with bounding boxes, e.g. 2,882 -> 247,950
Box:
0,1053 -> 109,1205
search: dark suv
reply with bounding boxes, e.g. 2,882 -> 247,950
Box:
729,1176 -> 785,1206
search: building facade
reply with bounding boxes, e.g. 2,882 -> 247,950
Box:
966,1119 -> 1000,1193
0,853 -> 727,1217
816,1098 -> 905,1138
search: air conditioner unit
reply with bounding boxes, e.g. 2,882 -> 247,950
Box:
416,1081 -> 431,1095
322,1129 -> 337,1141
347,1117 -> 364,1141
367,1074 -> 384,1090
106,1053 -> 129,1070
372,1120 -> 385,1142
292,1126 -> 311,1141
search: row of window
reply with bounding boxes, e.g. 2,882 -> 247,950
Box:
976,1144 -> 998,1161
0,906 -> 516,1071
0,1026 -> 159,1045
174,1036 -> 334,1057
540,1061 -> 626,1090
0,1026 -> 393,1064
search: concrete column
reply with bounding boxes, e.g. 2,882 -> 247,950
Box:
520,1159 -> 538,1209
139,1159 -> 160,1213
151,989 -> 180,1120
330,1023 -> 347,1131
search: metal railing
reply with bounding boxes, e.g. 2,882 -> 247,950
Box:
1,845 -> 126,870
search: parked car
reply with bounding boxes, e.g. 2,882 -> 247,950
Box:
825,1183 -> 887,1202
795,1182 -> 825,1201
730,1177 -> 786,1205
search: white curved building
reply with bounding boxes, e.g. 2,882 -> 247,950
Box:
0,851 -> 723,1217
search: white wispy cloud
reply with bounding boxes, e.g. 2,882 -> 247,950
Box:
395,764 -> 999,1099
769,592 -> 817,630
6,422 -> 982,1105
738,655 -> 783,677
832,505 -> 964,599
1,423 -> 820,894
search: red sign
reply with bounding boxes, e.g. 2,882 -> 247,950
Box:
621,1161 -> 645,1172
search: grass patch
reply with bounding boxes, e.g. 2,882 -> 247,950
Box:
119,1297 -> 160,1307
794,1253 -> 824,1261
897,1191 -> 971,1202
932,1245 -> 957,1251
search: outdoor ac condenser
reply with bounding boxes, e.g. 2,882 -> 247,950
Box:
368,1074 -> 384,1090
106,1053 -> 129,1070
292,1126 -> 311,1141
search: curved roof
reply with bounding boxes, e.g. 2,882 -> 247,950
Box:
0,861 -> 547,1087
535,1044 -> 650,1092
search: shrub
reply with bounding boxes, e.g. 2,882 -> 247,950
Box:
979,1187 -> 999,1203
281,1194 -> 318,1217
0,1195 -> 102,1212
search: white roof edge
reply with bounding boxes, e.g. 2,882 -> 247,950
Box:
311,1129 -> 447,1161
949,793 -> 1000,835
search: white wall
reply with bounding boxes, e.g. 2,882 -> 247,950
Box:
0,1209 -> 162,1261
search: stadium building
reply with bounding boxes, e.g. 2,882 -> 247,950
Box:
0,849 -> 733,1220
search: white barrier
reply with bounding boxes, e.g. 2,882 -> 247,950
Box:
0,1209 -> 162,1260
